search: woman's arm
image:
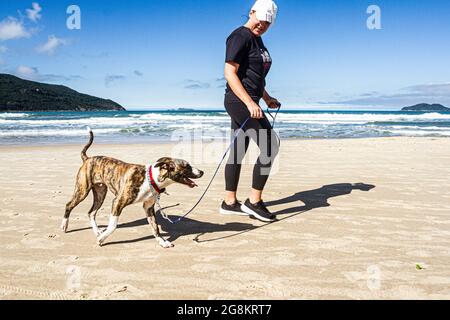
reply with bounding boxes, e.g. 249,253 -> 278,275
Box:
263,89 -> 281,109
224,62 -> 264,119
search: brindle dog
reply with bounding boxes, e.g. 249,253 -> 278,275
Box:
61,130 -> 203,248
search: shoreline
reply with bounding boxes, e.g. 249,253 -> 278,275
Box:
2,110 -> 450,146
1,135 -> 449,149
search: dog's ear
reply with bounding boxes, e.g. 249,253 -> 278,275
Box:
155,157 -> 176,171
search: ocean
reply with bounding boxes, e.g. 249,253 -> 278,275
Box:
1,110 -> 450,145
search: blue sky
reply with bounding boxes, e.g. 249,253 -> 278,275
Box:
1,0 -> 450,110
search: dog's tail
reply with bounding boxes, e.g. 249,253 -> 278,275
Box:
81,127 -> 94,162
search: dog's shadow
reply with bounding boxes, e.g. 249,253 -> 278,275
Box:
68,182 -> 375,245
106,215 -> 257,246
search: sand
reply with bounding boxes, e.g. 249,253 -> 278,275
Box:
1,137 -> 450,300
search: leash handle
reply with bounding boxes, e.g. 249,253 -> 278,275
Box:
267,102 -> 281,129
267,103 -> 282,148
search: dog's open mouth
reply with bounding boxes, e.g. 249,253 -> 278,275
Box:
181,177 -> 198,188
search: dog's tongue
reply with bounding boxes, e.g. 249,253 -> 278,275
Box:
186,178 -> 198,188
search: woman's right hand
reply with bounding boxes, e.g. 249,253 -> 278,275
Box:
246,101 -> 264,119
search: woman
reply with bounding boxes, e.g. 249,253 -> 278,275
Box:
220,0 -> 280,222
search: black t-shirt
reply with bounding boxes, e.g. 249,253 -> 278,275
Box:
225,26 -> 272,100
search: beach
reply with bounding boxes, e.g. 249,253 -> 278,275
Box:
1,137 -> 450,300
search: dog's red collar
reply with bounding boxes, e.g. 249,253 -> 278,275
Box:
148,165 -> 165,195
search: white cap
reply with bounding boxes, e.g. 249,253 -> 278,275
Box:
251,0 -> 278,24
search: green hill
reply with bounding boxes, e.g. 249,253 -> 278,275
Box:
0,74 -> 125,112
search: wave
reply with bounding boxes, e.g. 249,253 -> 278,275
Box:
0,117 -> 153,126
379,125 -> 450,131
0,113 -> 230,127
1,112 -> 449,127
0,128 -> 123,137
386,129 -> 450,137
2,111 -> 450,143
137,113 -> 229,122
0,113 -> 30,118
276,112 -> 450,124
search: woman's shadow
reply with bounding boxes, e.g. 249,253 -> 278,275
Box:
265,182 -> 376,215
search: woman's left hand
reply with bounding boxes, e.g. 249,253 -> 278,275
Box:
266,97 -> 281,109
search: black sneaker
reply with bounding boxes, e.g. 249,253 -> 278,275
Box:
241,199 -> 276,222
220,200 -> 249,216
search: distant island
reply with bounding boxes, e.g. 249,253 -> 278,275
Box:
168,108 -> 196,112
402,103 -> 450,112
0,74 -> 125,112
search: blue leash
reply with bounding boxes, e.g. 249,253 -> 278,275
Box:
157,104 -> 281,224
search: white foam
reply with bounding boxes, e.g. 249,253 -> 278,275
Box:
1,111 -> 450,142
0,128 -> 122,137
0,117 -> 144,126
0,113 -> 30,118
138,113 -> 228,122
0,113 -> 230,127
386,129 -> 450,136
276,112 -> 450,124
1,112 -> 449,127
385,125 -> 450,131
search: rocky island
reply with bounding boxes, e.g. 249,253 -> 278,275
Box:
402,103 -> 450,112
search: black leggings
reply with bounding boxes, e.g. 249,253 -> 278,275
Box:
224,96 -> 279,192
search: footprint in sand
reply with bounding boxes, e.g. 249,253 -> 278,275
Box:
14,264 -> 47,275
198,239 -> 256,248
190,264 -> 224,273
219,271 -> 269,282
406,250 -> 432,258
193,255 -> 220,263
21,236 -> 64,249
88,284 -> 146,300
297,258 -> 330,267
48,255 -> 80,267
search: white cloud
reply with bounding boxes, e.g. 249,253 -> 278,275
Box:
0,17 -> 30,41
26,3 -> 42,22
183,79 -> 211,90
16,65 -> 39,80
0,45 -> 6,64
13,65 -> 82,83
319,83 -> 450,108
105,75 -> 126,87
403,83 -> 450,95
36,35 -> 67,55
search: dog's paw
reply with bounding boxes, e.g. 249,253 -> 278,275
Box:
94,228 -> 106,237
96,235 -> 106,247
60,219 -> 69,233
158,238 -> 174,248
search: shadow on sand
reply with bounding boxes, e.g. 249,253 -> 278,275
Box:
117,182 -> 375,245
68,183 -> 375,246
265,182 -> 376,215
